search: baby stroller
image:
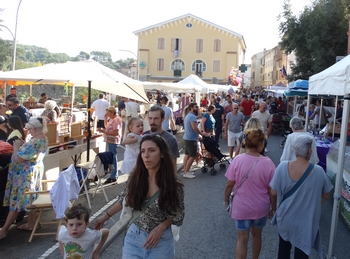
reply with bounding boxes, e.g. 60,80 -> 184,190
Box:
200,136 -> 230,175
280,116 -> 292,148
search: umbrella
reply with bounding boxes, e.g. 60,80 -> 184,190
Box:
0,61 -> 149,160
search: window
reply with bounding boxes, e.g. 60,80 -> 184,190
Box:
156,58 -> 164,71
185,23 -> 193,28
157,37 -> 165,50
171,59 -> 185,71
171,38 -> 182,52
196,39 -> 204,53
213,39 -> 221,52
213,60 -> 220,72
191,60 -> 206,76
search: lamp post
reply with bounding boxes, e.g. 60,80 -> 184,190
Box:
12,0 -> 23,71
119,49 -> 138,80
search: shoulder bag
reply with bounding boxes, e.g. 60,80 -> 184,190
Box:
226,155 -> 262,213
113,190 -> 160,236
271,163 -> 314,225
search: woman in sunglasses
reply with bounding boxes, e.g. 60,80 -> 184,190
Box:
224,128 -> 275,259
95,134 -> 184,258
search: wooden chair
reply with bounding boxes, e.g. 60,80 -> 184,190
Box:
25,164 -> 80,242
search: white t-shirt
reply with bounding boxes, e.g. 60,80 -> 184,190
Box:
58,227 -> 102,259
161,106 -> 174,131
252,110 -> 272,133
126,101 -> 140,117
91,99 -> 110,120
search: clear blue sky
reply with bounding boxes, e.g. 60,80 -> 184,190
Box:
1,0 -> 310,63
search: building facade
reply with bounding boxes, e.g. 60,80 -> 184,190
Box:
133,13 -> 246,84
251,45 -> 288,88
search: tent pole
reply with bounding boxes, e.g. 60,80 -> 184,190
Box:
327,99 -> 349,259
71,85 -> 76,112
87,81 -> 92,162
4,82 -> 6,101
305,95 -> 310,131
332,96 -> 338,139
318,98 -> 323,130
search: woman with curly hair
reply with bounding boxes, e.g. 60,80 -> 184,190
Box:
224,128 -> 275,259
95,134 -> 184,258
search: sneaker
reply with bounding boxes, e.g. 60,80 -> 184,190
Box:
265,148 -> 268,153
104,178 -> 117,185
229,158 -> 233,163
183,173 -> 196,179
192,164 -> 201,169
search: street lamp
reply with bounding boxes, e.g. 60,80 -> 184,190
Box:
0,0 -> 22,71
12,0 -> 23,71
119,49 -> 138,80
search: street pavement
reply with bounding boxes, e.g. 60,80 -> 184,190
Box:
1,130 -> 350,259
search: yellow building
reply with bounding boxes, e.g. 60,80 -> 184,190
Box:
259,46 -> 288,87
133,13 -> 246,84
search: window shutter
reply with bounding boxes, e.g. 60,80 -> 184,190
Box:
197,39 -> 203,53
213,60 -> 220,72
171,38 -> 175,52
158,38 -> 165,50
161,58 -> 164,70
178,38 -> 182,52
196,39 -> 199,53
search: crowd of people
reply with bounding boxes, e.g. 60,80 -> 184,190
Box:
0,86 -> 336,259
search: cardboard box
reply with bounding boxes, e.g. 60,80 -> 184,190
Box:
327,123 -> 341,134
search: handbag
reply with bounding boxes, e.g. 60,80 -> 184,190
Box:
106,135 -> 115,144
226,155 -> 262,213
113,190 -> 160,236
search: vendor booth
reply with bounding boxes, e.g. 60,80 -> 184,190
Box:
0,60 -> 149,179
308,54 -> 350,258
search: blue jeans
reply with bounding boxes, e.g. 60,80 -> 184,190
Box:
107,143 -> 118,179
122,223 -> 174,259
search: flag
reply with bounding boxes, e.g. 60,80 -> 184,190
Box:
282,65 -> 287,76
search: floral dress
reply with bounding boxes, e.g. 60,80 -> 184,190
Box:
3,138 -> 48,212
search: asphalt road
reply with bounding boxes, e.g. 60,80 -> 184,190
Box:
1,130 -> 350,259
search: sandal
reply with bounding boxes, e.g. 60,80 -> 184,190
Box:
0,233 -> 7,240
17,223 -> 35,231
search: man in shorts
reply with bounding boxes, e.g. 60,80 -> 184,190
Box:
183,102 -> 208,179
224,103 -> 245,161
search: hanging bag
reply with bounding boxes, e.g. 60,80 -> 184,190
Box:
226,155 -> 262,214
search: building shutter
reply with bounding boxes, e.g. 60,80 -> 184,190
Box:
158,38 -> 165,50
178,38 -> 182,52
171,38 -> 175,52
196,39 -> 203,53
213,39 -> 221,52
157,58 -> 164,71
213,60 -> 220,72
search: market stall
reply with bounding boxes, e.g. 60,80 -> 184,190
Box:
308,54 -> 350,258
0,60 -> 149,160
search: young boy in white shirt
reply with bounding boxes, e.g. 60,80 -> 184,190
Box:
58,204 -> 109,259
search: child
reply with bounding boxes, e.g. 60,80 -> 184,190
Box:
58,204 -> 109,259
120,117 -> 143,175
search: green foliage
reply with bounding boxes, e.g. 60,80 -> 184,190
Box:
74,87 -> 100,103
0,38 -> 12,70
278,0 -> 350,80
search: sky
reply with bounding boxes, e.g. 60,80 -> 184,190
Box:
0,0 -> 311,64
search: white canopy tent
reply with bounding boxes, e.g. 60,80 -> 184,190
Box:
0,61 -> 149,103
308,54 -> 350,259
0,60 -> 149,160
142,81 -> 201,93
178,74 -> 215,94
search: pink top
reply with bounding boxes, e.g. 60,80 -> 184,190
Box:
225,154 -> 275,220
104,116 -> 122,144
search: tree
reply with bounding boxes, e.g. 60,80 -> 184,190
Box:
278,0 -> 350,80
0,39 -> 12,70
